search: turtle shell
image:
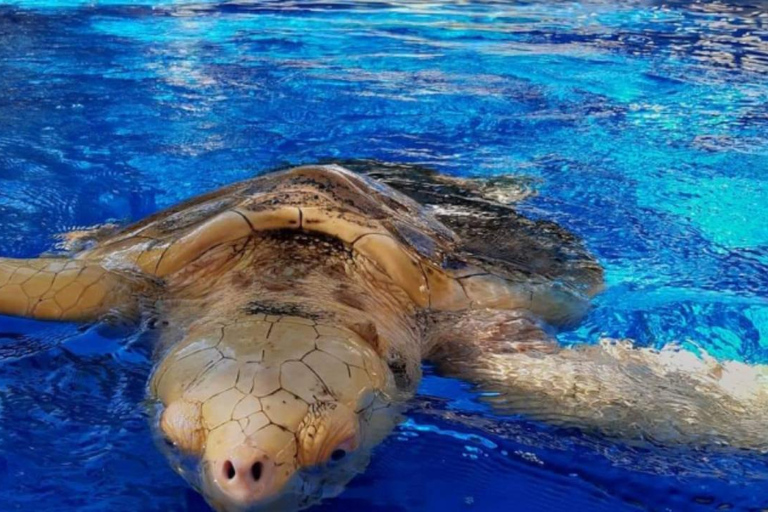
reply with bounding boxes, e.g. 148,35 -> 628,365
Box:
77,163 -> 602,325
338,160 -> 603,325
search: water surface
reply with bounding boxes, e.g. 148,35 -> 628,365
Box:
0,0 -> 767,510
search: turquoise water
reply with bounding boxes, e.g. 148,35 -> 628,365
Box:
0,0 -> 767,510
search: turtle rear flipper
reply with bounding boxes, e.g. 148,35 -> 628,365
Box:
341,160 -> 603,325
0,257 -> 149,322
331,159 -> 537,207
341,162 -> 602,288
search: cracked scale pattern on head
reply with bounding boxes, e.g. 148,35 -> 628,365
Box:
151,312 -> 397,510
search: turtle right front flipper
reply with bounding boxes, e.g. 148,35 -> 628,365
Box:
0,257 -> 148,322
427,308 -> 768,450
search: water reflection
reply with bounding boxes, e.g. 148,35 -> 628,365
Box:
0,0 -> 768,510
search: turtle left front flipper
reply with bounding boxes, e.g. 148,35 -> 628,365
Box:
0,257 -> 148,322
426,308 -> 768,450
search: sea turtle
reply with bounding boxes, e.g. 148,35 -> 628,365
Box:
1,163 -> 767,511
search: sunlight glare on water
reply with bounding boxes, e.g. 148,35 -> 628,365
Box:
0,0 -> 767,510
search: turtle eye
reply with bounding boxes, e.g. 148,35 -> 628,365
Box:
326,435 -> 356,464
330,449 -> 347,462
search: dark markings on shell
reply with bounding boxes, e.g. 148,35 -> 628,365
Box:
263,230 -> 351,255
244,301 -> 322,321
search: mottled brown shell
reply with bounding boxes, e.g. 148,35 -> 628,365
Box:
74,162 -> 602,325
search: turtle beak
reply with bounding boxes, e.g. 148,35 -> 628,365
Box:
203,443 -> 291,511
199,420 -> 300,512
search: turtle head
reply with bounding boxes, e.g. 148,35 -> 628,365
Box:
149,316 -> 400,511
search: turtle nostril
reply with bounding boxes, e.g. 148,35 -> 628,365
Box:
223,460 -> 236,480
251,461 -> 263,482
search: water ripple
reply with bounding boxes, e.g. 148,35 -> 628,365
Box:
1,0 -> 767,510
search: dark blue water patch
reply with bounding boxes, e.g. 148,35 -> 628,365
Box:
409,380 -> 768,511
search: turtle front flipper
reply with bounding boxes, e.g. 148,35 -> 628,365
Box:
427,308 -> 768,450
0,257 -> 149,322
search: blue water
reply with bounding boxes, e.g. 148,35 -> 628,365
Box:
0,0 -> 767,510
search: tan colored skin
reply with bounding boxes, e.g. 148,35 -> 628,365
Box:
2,164 -> 768,510
0,257 -> 148,321
148,229 -> 412,510
154,313 -> 398,511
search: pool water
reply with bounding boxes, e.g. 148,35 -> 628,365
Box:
0,0 -> 767,510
